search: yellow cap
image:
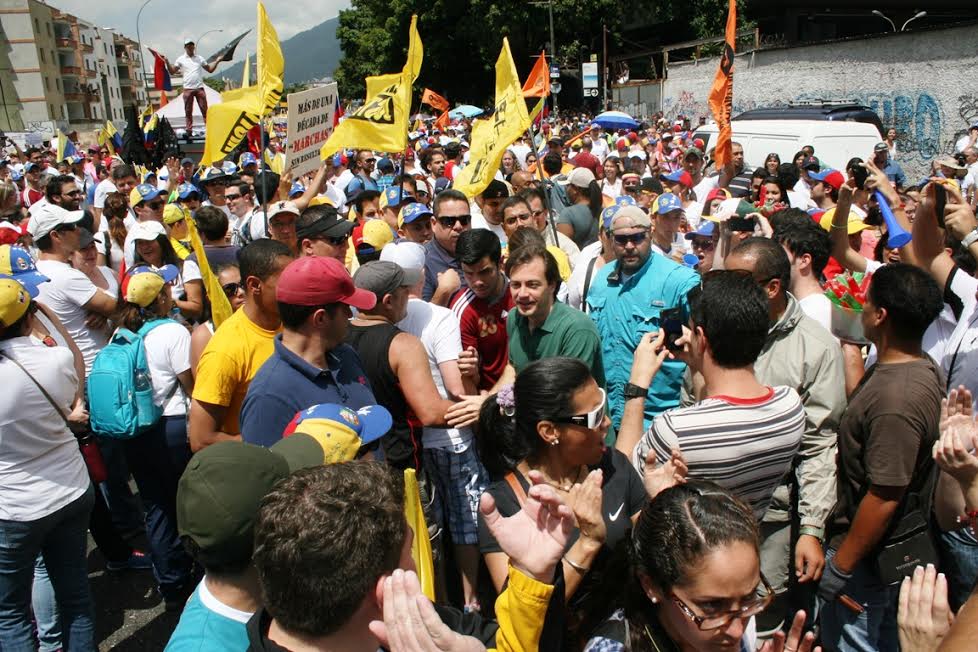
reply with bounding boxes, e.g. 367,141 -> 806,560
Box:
819,207 -> 867,235
0,278 -> 31,327
163,203 -> 189,225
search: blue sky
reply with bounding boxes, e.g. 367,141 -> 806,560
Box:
48,0 -> 350,64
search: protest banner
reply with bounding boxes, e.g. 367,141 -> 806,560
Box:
286,83 -> 338,177
708,0 -> 736,167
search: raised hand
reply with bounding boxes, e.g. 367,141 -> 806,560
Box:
642,447 -> 687,500
898,565 -> 954,652
567,469 -> 606,547
480,470 -> 575,582
759,610 -> 821,652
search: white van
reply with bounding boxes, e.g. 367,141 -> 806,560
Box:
693,104 -> 885,173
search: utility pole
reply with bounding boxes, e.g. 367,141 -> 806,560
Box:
531,0 -> 558,115
602,23 -> 608,110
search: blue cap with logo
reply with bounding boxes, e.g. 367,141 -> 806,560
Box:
282,403 -> 393,457
384,186 -> 411,208
289,182 -> 306,198
684,221 -> 715,239
399,202 -> 433,226
239,152 -> 258,168
656,192 -> 683,214
177,183 -> 201,200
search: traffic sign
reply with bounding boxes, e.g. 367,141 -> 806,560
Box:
549,65 -> 560,79
584,88 -> 599,98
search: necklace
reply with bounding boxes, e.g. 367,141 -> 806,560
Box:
534,464 -> 586,492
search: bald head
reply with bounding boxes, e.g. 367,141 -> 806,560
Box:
510,171 -> 534,194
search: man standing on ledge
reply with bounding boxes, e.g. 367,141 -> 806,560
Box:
165,40 -> 220,137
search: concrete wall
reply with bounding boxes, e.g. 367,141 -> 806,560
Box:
660,24 -> 978,180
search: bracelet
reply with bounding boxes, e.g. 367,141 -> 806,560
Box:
956,509 -> 978,531
830,224 -> 850,231
799,525 -> 825,540
563,554 -> 590,574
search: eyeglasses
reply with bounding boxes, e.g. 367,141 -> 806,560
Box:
553,388 -> 607,429
530,208 -> 546,218
311,234 -> 348,246
437,215 -> 471,228
221,282 -> 243,297
225,193 -> 242,201
689,238 -> 715,252
365,158 -> 376,164
670,574 -> 774,631
146,201 -> 164,210
613,232 -> 648,246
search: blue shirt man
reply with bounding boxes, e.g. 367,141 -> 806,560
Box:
586,205 -> 699,433
873,142 -> 906,188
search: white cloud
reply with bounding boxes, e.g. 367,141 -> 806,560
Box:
46,0 -> 350,64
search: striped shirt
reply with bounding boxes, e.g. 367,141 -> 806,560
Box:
634,386 -> 805,519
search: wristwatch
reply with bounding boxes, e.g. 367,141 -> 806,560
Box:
962,228 -> 978,248
623,383 -> 649,400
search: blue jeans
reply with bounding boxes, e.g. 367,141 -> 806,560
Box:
123,420 -> 194,601
162,415 -> 192,479
96,436 -> 144,534
818,549 -> 901,652
937,526 -> 978,611
32,556 -> 62,652
0,485 -> 95,652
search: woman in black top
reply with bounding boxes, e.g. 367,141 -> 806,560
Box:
477,357 -> 647,648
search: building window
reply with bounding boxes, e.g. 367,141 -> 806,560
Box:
46,23 -> 51,37
44,77 -> 49,90
49,104 -> 55,117
39,49 -> 45,63
55,78 -> 60,90
34,18 -> 39,32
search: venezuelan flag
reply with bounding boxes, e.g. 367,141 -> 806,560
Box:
56,130 -> 77,162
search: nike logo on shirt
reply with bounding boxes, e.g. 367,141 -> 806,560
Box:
608,503 -> 624,521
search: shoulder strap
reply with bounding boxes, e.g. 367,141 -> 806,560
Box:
0,350 -> 70,426
581,255 -> 599,313
504,471 -> 528,508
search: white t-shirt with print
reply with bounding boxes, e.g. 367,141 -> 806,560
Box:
35,259 -> 109,374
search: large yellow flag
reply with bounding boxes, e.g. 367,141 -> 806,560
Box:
242,53 -> 251,88
257,2 -> 284,114
453,38 -> 531,198
403,469 -> 435,600
185,215 -> 233,327
320,16 -> 422,158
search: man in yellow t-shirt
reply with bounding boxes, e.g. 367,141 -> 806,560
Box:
189,239 -> 295,450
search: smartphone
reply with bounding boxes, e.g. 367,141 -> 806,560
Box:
661,307 -> 685,352
934,182 -> 947,228
851,158 -> 869,190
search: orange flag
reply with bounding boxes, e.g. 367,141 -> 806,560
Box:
421,88 -> 449,112
522,51 -> 550,98
434,110 -> 450,131
708,0 -> 736,168
159,90 -> 168,109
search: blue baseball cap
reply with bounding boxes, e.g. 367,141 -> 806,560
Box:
239,152 -> 258,168
684,221 -> 715,239
615,195 -> 636,207
289,182 -> 306,198
23,162 -> 38,173
384,186 -> 411,208
177,183 -> 201,200
656,192 -> 683,214
221,161 -> 238,176
10,170 -> 23,182
130,183 -> 163,205
399,202 -> 433,226
601,205 -> 620,230
0,245 -> 49,296
281,403 -> 393,454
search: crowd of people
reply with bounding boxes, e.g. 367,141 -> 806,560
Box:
1,107 -> 978,652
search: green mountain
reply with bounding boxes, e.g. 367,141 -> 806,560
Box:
218,16 -> 341,85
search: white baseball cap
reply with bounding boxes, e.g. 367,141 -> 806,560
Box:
27,204 -> 84,240
128,220 -> 166,242
379,241 -> 426,271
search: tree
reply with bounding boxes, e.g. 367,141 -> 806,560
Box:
203,77 -> 226,93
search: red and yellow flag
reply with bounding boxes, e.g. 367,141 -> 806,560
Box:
421,88 -> 449,112
522,51 -> 550,98
708,0 -> 736,168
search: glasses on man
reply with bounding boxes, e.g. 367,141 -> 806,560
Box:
670,574 -> 774,631
221,282 -> 244,297
225,193 -> 242,202
689,238 -> 715,252
553,388 -> 607,430
613,232 -> 648,246
62,189 -> 82,197
146,201 -> 164,210
311,234 -> 348,246
437,215 -> 471,229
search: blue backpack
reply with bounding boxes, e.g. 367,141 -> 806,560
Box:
87,320 -> 177,439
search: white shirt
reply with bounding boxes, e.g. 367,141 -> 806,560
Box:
692,176 -> 719,203
591,137 -> 610,162
956,134 -> 975,154
601,178 -> 621,199
564,240 -> 604,311
143,320 -> 191,416
470,210 -> 507,247
941,270 -> 978,396
175,53 -> 207,90
797,292 -> 833,332
0,337 -> 90,521
35,259 -> 110,374
397,298 -> 472,450
93,178 -> 116,210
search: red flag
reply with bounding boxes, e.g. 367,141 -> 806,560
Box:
708,0 -> 736,168
421,88 -> 449,112
334,95 -> 344,127
522,51 -> 550,98
434,111 -> 449,131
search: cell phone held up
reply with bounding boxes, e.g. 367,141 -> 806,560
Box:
850,158 -> 869,190
661,307 -> 684,352
934,182 -> 947,228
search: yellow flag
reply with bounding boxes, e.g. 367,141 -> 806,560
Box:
200,87 -> 263,166
257,2 -> 284,114
242,52 -> 251,88
320,16 -> 422,158
185,215 -> 233,327
403,468 -> 435,600
453,38 -> 531,198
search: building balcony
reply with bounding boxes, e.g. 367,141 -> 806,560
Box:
56,37 -> 78,50
81,42 -> 94,53
84,68 -> 96,78
118,77 -> 132,87
64,92 -> 85,102
61,65 -> 82,76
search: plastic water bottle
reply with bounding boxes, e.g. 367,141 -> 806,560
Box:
134,369 -> 152,391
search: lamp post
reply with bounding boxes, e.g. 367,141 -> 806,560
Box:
901,11 -> 927,31
871,10 -> 897,32
873,10 -> 927,33
530,0 -> 558,114
135,0 -> 153,99
196,29 -> 224,50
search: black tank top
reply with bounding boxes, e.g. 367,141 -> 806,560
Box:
345,321 -> 422,470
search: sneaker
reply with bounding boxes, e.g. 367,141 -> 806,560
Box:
106,550 -> 154,572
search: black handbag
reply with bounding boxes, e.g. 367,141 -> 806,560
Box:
874,466 -> 940,586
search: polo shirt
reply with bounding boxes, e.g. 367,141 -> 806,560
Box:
422,238 -> 467,302
586,253 -> 699,433
165,579 -> 250,651
239,336 -> 376,447
507,300 -> 604,387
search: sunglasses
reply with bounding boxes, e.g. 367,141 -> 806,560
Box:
553,388 -> 607,429
437,215 -> 471,228
146,201 -> 164,210
225,193 -> 242,201
310,234 -> 348,246
222,282 -> 243,297
689,238 -> 715,251
613,232 -> 648,246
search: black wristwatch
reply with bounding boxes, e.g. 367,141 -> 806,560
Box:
623,382 -> 648,399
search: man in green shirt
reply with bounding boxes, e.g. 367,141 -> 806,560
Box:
504,243 -> 604,386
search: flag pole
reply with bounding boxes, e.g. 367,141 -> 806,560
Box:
524,118 -> 559,245
260,117 -> 268,233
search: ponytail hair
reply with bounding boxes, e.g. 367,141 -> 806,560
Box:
477,357 -> 593,479
586,180 -> 603,220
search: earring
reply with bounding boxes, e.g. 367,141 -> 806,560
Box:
551,438 -> 559,446
650,597 -> 658,604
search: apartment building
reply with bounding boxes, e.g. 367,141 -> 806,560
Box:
0,0 -> 149,134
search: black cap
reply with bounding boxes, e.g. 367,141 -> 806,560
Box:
295,206 -> 354,240
482,179 -> 509,200
640,177 -> 664,194
802,156 -> 820,171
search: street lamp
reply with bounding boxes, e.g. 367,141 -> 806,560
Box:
196,29 -> 224,50
871,10 -> 897,32
529,0 -> 557,114
902,11 -> 927,31
135,0 -> 153,97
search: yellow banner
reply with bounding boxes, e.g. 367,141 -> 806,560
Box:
257,2 -> 284,114
200,87 -> 263,166
242,52 -> 251,88
185,214 -> 233,327
453,38 -> 531,198
404,468 -> 435,600
320,16 -> 422,158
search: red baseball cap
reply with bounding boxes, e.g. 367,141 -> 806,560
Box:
275,256 -> 376,310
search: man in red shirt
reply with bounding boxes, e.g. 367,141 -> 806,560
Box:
450,229 -> 513,390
